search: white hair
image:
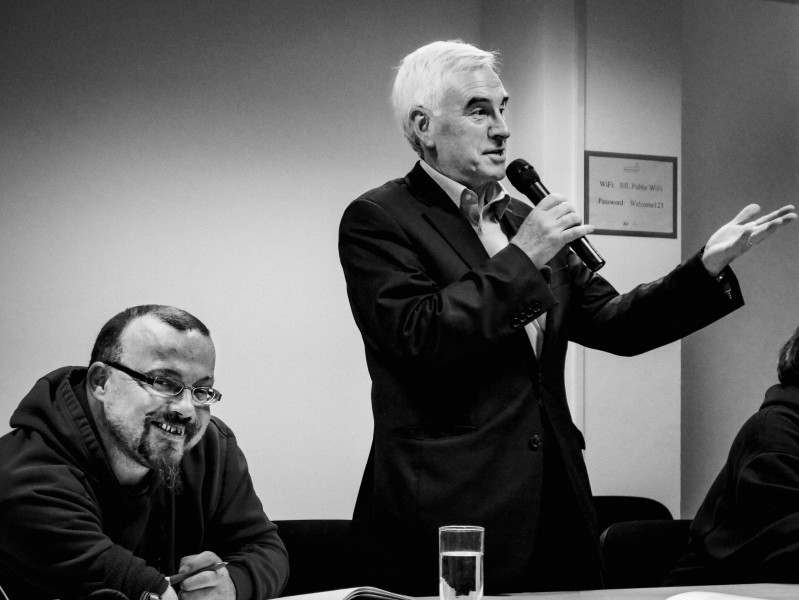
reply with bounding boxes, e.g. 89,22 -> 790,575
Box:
391,40 -> 500,156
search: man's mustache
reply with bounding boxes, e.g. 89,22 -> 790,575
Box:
149,411 -> 199,438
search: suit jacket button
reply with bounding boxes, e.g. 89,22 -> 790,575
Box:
528,435 -> 542,450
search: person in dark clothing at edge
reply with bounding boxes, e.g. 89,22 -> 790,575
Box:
665,324 -> 799,586
0,305 -> 288,600
337,39 -> 796,595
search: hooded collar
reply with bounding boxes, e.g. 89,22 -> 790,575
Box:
761,384 -> 799,411
9,366 -> 154,495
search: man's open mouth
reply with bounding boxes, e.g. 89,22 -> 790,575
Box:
153,421 -> 186,436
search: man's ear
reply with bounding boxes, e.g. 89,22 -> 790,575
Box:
410,107 -> 434,151
86,362 -> 110,400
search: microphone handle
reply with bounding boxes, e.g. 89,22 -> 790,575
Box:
569,231 -> 606,272
530,179 -> 606,272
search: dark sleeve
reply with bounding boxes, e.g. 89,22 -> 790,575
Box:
338,196 -> 556,367
205,424 -> 288,600
568,249 -> 744,356
0,432 -> 168,600
667,405 -> 799,585
703,408 -> 799,580
725,452 -> 799,555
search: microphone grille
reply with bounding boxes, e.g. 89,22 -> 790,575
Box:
506,158 -> 541,188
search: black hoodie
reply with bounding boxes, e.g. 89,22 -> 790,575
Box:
0,367 -> 288,600
665,384 -> 799,585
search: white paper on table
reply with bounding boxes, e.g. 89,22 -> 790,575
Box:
667,592 -> 767,600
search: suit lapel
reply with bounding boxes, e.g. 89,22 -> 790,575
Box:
500,197 -> 533,238
405,162 -> 488,268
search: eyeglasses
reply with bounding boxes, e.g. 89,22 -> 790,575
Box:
103,361 -> 222,405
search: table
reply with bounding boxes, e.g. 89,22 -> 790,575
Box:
487,583 -> 799,599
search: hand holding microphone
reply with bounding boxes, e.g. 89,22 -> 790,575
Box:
506,159 -> 605,272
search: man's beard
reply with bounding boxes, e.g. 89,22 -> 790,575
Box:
137,412 -> 200,492
106,410 -> 199,493
144,444 -> 185,493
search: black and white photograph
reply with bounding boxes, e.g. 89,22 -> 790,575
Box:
1,2 -> 797,600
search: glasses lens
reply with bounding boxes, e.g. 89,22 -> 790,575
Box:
192,388 -> 221,405
151,376 -> 184,396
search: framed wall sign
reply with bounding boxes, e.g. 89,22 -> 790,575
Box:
584,151 -> 677,238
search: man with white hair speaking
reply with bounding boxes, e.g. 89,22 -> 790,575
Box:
338,39 -> 795,593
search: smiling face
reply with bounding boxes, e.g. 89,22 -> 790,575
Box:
418,66 -> 510,195
89,314 -> 216,487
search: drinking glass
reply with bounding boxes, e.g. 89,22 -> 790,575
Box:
439,525 -> 484,600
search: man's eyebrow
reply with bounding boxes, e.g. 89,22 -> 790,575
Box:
465,95 -> 509,108
465,96 -> 492,108
150,367 -> 214,385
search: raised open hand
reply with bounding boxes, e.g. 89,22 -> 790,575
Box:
701,203 -> 796,276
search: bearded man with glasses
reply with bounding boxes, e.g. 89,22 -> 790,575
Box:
0,305 -> 288,600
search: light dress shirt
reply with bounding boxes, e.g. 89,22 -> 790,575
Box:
420,160 -> 545,356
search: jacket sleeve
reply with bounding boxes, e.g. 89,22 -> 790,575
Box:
202,422 -> 288,600
338,196 -> 556,368
0,430 -> 169,600
567,248 -> 744,356
701,406 -> 799,580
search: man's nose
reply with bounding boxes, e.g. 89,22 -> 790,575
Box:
490,114 -> 510,139
168,388 -> 197,415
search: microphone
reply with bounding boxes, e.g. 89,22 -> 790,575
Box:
506,158 -> 605,272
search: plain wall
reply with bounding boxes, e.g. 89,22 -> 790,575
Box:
581,0 -> 684,514
680,0 -> 799,517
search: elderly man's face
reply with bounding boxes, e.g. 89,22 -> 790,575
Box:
423,66 -> 510,193
97,315 -> 215,487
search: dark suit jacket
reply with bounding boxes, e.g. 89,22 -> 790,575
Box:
665,384 -> 799,586
338,162 -> 743,593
